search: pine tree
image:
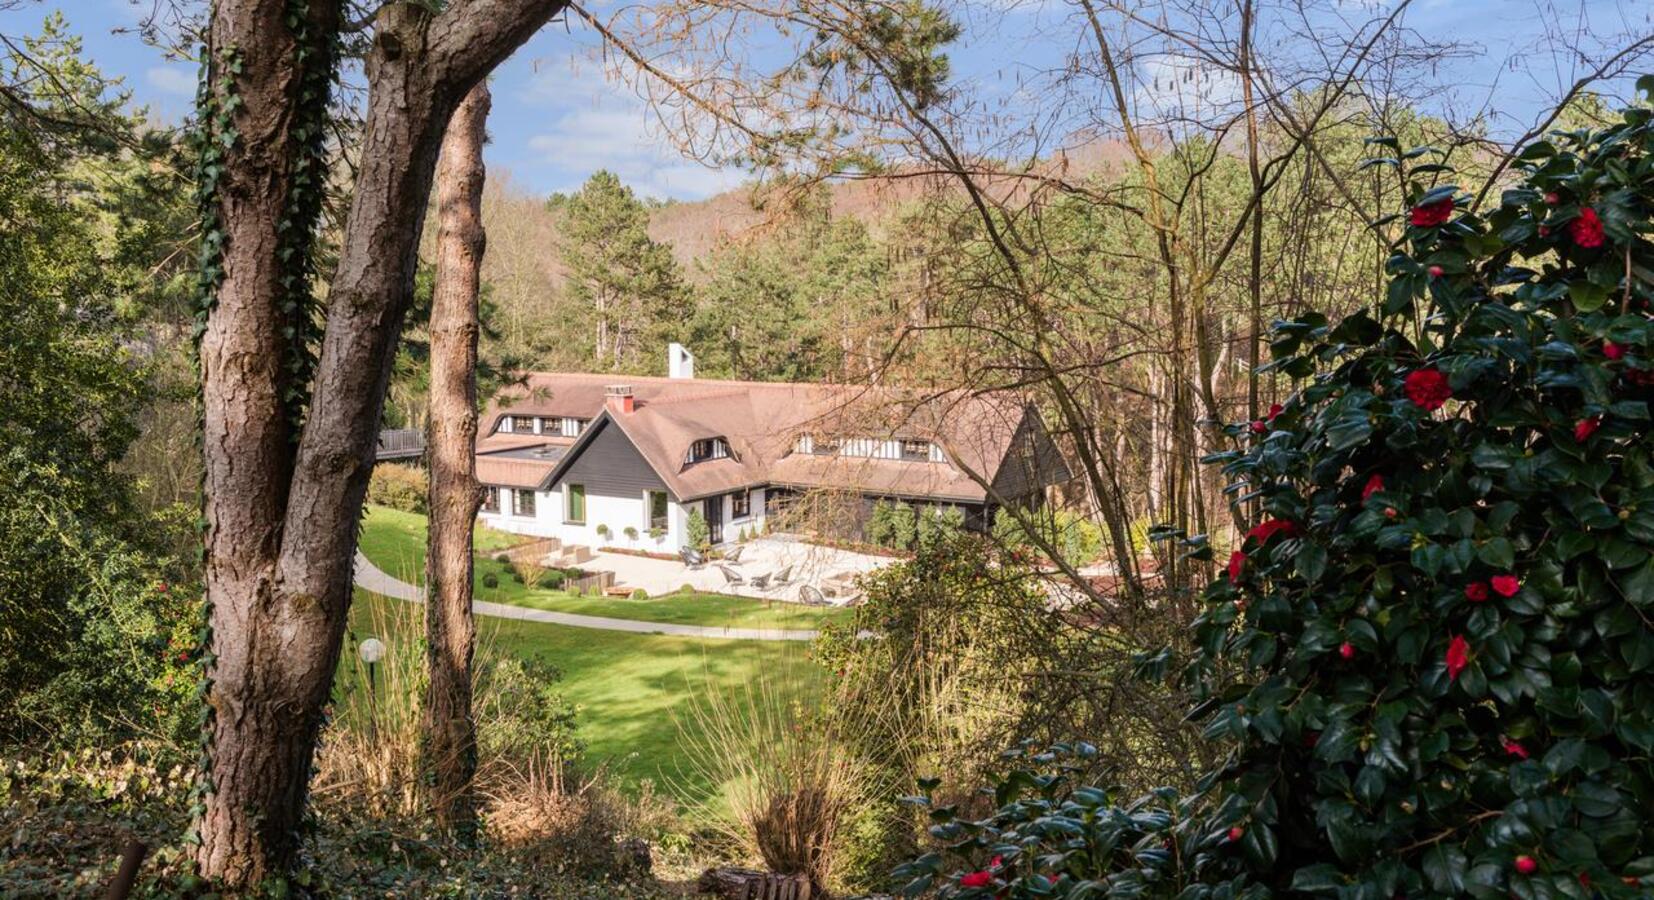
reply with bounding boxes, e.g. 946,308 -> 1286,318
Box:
556,171 -> 686,371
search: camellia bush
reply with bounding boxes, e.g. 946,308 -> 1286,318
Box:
895,90 -> 1654,898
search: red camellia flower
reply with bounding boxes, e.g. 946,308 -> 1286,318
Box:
1464,582 -> 1489,602
1362,473 -> 1384,502
1403,367 -> 1452,411
1491,574 -> 1521,597
1576,415 -> 1602,441
960,870 -> 993,888
1503,739 -> 1530,760
989,856 -> 1003,869
1446,635 -> 1471,681
1246,519 -> 1299,543
1267,403 -> 1284,421
1569,207 -> 1605,248
1227,550 -> 1246,585
1338,642 -> 1355,660
1410,197 -> 1454,227
1515,856 -> 1538,875
1249,419 -> 1267,434
1604,341 -> 1626,360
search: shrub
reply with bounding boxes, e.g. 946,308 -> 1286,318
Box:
482,572 -> 499,589
367,462 -> 426,514
649,525 -> 666,541
510,556 -> 549,590
629,588 -> 649,600
887,500 -> 917,550
898,102 -> 1654,897
596,523 -> 611,541
865,499 -> 894,547
686,508 -> 711,550
679,677 -> 894,893
992,507 -> 1104,566
623,525 -> 638,542
916,504 -> 965,551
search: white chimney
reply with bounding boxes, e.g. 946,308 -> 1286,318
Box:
668,342 -> 695,379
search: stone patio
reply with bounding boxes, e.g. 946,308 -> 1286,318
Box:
578,534 -> 896,604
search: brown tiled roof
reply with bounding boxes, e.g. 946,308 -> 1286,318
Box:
481,372 -> 1062,503
474,455 -> 554,489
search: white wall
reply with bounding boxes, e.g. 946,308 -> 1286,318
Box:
480,484 -> 688,555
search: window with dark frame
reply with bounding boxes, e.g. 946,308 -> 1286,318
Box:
732,489 -> 751,519
901,439 -> 932,461
511,415 -> 535,433
566,484 -> 586,524
648,491 -> 669,531
686,437 -> 730,464
515,489 -> 536,517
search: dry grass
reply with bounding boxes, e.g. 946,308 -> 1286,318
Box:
677,674 -> 892,892
313,600 -> 657,876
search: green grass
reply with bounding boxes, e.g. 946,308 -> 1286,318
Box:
360,504 -> 849,630
347,591 -> 823,801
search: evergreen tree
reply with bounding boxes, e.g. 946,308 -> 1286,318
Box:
556,170 -> 686,371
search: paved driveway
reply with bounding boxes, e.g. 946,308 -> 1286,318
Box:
353,551 -> 821,642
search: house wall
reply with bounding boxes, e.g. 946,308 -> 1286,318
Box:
478,485 -> 565,538
695,486 -> 766,545
480,420 -> 692,554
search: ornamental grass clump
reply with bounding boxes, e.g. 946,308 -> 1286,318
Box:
897,91 -> 1654,898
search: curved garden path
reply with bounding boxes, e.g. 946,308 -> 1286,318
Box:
353,552 -> 821,642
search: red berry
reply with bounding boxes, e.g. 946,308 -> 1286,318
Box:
1384,507 -> 1398,518
1228,826 -> 1245,842
1428,265 -> 1444,278
1339,642 -> 1356,660
1515,855 -> 1538,875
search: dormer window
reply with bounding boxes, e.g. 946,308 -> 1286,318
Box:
686,437 -> 730,464
901,439 -> 935,461
510,415 -> 536,434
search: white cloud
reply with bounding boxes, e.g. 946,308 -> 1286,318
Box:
518,53 -> 747,201
1132,54 -> 1245,123
145,64 -> 196,98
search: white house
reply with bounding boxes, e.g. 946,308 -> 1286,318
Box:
475,344 -> 1068,555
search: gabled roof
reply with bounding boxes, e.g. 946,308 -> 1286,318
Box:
480,372 -> 1068,503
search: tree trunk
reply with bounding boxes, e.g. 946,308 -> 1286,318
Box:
195,1 -> 567,886
423,80 -> 489,837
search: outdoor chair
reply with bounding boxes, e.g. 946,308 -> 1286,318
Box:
799,584 -> 828,606
722,545 -> 746,564
771,565 -> 793,586
749,572 -> 772,590
718,564 -> 745,587
680,547 -> 705,569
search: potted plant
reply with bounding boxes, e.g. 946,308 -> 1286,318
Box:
596,523 -> 611,543
623,525 -> 639,544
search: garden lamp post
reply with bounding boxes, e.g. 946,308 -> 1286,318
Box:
358,637 -> 385,741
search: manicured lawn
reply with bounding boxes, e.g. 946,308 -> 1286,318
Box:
360,504 -> 849,631
346,591 -> 824,801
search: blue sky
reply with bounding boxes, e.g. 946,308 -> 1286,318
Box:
4,0 -> 1650,201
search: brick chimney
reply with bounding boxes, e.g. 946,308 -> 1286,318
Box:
605,384 -> 635,415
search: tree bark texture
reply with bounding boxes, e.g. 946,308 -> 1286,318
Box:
422,80 -> 490,836
195,1 -> 566,886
